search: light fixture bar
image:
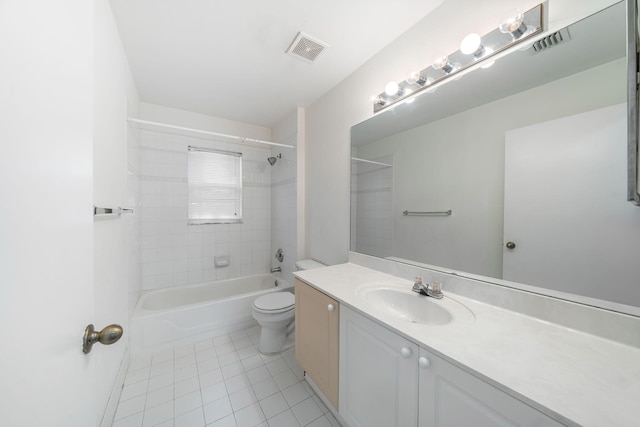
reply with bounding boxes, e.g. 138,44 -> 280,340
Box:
373,3 -> 543,113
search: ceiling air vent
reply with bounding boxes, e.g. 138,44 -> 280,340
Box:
286,32 -> 328,64
531,28 -> 571,53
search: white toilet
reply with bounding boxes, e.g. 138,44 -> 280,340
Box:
252,292 -> 295,354
252,259 -> 326,354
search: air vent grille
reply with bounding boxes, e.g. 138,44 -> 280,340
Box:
286,32 -> 328,63
531,28 -> 571,53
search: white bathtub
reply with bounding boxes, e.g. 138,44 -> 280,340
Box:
130,274 -> 291,357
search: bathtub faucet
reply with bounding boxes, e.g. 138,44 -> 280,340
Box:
271,266 -> 282,273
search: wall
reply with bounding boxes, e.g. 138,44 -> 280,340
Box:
93,0 -> 140,424
304,0 -> 619,265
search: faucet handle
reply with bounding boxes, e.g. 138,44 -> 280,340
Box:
427,280 -> 443,299
412,277 -> 425,293
431,280 -> 442,293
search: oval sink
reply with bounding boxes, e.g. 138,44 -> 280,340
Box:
356,283 -> 474,325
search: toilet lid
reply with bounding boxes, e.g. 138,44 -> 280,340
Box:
254,292 -> 295,311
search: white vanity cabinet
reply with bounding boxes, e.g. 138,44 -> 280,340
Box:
418,348 -> 564,427
339,306 -> 563,427
339,306 -> 419,427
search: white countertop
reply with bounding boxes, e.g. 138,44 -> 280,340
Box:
294,263 -> 640,427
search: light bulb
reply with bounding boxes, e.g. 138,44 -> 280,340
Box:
405,71 -> 426,86
432,56 -> 456,74
460,33 -> 484,57
384,80 -> 402,96
499,9 -> 527,38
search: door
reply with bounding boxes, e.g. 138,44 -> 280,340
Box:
503,103 -> 640,305
418,348 -> 562,427
0,1 -> 96,425
339,306 -> 418,427
295,279 -> 340,409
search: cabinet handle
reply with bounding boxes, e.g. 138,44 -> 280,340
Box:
418,356 -> 431,368
327,304 -> 335,312
400,347 -> 412,358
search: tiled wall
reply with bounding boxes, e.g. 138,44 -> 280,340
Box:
138,130 -> 274,291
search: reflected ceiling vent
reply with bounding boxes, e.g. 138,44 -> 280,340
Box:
531,28 -> 571,53
286,32 -> 328,64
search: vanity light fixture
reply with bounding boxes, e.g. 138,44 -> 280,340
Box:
372,3 -> 543,113
384,80 -> 403,97
371,94 -> 386,106
499,9 -> 528,39
405,70 -> 427,86
460,33 -> 485,57
432,56 -> 457,74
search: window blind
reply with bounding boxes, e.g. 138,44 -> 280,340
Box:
188,146 -> 243,224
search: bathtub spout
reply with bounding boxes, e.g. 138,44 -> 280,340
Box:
270,267 -> 281,273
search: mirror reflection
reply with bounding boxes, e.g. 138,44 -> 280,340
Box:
351,1 -> 640,312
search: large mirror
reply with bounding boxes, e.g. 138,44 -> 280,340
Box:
351,0 -> 640,315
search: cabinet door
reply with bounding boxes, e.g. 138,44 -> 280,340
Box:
295,279 -> 340,409
340,306 -> 419,427
418,348 -> 564,427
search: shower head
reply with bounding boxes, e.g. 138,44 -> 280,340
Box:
267,153 -> 282,166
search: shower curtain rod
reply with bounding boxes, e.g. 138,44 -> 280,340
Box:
127,118 -> 296,149
351,157 -> 392,167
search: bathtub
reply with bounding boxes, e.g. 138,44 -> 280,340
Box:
130,274 -> 291,357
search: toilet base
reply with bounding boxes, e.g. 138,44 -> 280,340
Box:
257,321 -> 294,354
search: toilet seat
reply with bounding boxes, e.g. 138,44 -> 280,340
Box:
253,292 -> 295,313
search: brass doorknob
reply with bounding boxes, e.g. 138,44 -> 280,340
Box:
505,241 -> 516,249
83,324 -> 123,354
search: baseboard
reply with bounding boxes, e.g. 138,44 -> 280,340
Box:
100,347 -> 129,427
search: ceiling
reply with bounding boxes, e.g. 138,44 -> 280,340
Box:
108,0 -> 444,128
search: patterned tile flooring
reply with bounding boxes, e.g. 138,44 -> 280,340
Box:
112,326 -> 341,427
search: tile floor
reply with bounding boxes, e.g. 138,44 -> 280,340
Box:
112,326 -> 341,427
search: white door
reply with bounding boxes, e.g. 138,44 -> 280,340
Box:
418,348 -> 562,427
339,306 -> 418,427
503,103 -> 640,306
0,1 -> 96,425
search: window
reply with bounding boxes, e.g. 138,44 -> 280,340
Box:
188,146 -> 242,224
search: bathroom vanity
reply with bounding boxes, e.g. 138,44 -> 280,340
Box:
294,259 -> 640,427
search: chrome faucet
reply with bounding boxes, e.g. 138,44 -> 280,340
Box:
412,277 -> 443,299
271,266 -> 282,273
